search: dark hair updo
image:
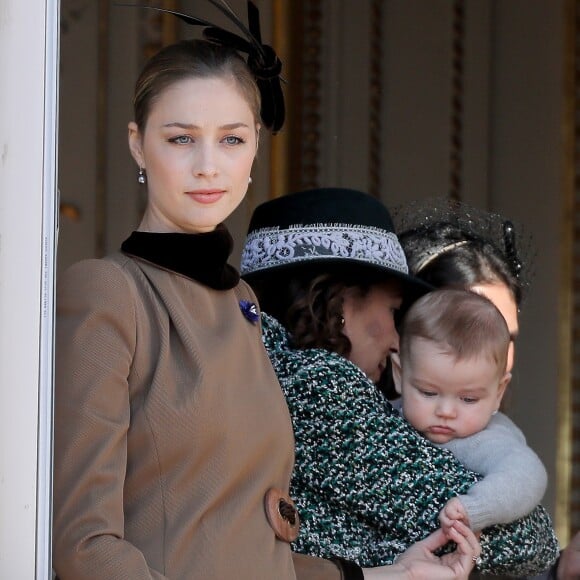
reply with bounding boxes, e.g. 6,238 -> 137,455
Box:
133,39 -> 261,131
399,222 -> 523,307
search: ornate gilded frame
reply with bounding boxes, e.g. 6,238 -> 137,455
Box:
558,0 -> 576,542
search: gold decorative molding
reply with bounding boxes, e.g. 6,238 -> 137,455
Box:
563,0 -> 580,539
368,0 -> 383,198
270,0 -> 291,199
449,0 -> 465,202
141,0 -> 179,63
96,0 -> 109,257
299,0 -> 322,191
161,0 -> 178,46
556,0 -> 574,545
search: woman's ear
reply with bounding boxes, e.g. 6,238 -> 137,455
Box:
255,124 -> 261,152
390,352 -> 403,396
495,371 -> 512,409
128,122 -> 144,168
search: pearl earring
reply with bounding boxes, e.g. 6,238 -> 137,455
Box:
248,176 -> 253,184
138,167 -> 146,184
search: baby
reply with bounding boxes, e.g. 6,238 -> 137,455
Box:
390,288 -> 547,533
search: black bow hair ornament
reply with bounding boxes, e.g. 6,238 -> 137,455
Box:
119,0 -> 285,133
502,220 -> 523,280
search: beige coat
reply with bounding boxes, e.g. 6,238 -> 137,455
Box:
53,253 -> 341,579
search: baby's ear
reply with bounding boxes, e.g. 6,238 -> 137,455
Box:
390,352 -> 403,395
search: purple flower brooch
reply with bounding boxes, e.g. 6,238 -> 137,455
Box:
239,300 -> 259,324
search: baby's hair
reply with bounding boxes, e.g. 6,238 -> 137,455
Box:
400,288 -> 510,374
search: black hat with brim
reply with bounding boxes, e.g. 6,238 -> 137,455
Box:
240,188 -> 433,301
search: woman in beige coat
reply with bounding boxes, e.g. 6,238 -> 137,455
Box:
52,6 -> 480,579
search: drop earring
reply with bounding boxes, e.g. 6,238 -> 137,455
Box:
248,176 -> 253,184
138,167 -> 146,184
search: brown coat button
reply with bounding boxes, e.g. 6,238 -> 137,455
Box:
264,488 -> 300,542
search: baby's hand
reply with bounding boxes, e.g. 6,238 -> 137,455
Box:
439,497 -> 470,537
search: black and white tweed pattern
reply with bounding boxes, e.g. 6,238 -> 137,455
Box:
261,313 -> 559,575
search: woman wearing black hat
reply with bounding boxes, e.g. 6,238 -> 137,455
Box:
241,188 -> 559,577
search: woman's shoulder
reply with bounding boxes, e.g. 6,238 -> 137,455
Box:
260,311 -> 289,346
261,316 -> 378,398
260,312 -> 329,365
57,252 -> 140,307
60,251 -> 133,279
260,313 -> 328,378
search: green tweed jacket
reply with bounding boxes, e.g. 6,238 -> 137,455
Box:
261,313 -> 559,577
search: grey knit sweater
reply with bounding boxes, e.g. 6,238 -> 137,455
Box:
441,412 -> 547,531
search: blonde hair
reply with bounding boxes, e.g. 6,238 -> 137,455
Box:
133,39 -> 260,131
400,288 -> 509,374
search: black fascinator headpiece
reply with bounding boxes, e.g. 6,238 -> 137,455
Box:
124,0 -> 285,133
393,196 -> 536,302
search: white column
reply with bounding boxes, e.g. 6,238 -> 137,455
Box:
0,1 -> 59,577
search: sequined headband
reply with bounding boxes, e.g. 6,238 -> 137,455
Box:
413,241 -> 469,274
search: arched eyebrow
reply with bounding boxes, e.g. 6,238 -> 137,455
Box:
162,122 -> 251,130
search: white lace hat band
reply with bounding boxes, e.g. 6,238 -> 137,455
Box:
240,188 -> 432,297
241,223 -> 409,276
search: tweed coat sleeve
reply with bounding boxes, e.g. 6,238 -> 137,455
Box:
441,412 -> 548,532
261,314 -> 560,577
53,259 -> 168,580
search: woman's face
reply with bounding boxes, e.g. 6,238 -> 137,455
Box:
471,282 -> 519,372
342,281 -> 403,383
128,76 -> 258,233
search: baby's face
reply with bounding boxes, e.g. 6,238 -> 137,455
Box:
399,338 -> 508,444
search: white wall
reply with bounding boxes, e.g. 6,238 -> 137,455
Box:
0,0 -> 59,577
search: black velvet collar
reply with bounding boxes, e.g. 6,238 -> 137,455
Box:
121,224 -> 240,290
